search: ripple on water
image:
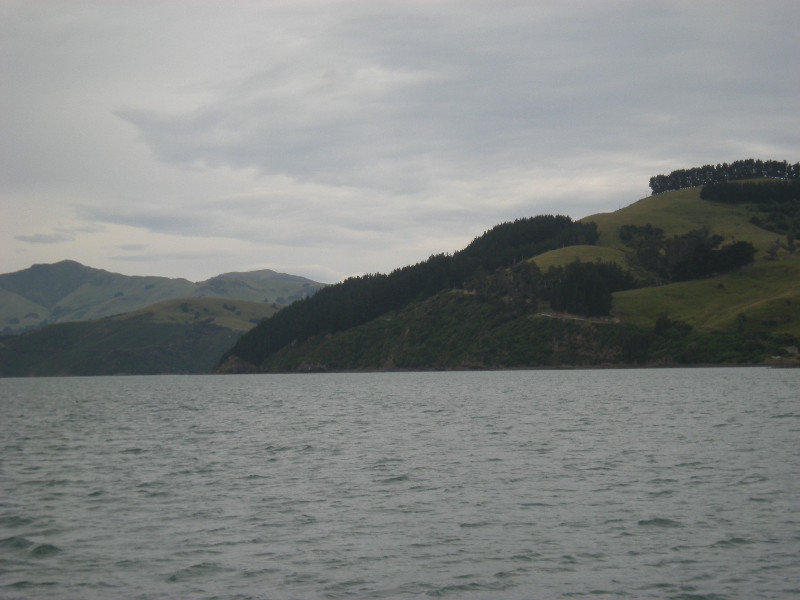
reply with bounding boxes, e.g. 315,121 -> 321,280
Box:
0,535 -> 34,551
29,543 -> 62,558
166,562 -> 235,582
637,518 -> 683,528
0,369 -> 797,600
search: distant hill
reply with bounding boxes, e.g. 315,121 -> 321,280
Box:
219,171 -> 800,372
0,260 -> 325,334
0,297 -> 279,376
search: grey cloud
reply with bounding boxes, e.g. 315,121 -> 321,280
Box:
76,204 -> 207,237
110,250 -> 221,263
14,222 -> 104,245
115,2 -> 800,199
15,232 -> 75,244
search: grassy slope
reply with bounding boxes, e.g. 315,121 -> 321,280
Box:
55,277 -> 196,323
117,297 -> 279,330
0,298 -> 279,376
583,186 -> 780,254
612,256 -> 800,335
534,186 -> 783,274
0,289 -> 48,331
573,185 -> 800,337
533,245 -> 629,270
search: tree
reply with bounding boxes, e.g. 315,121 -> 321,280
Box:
546,261 -> 613,317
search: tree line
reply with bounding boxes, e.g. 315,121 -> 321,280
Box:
649,159 -> 799,195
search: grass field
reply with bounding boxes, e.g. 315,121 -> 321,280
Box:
582,185 -> 784,257
116,297 -> 279,330
612,255 -> 800,336
532,245 -> 630,270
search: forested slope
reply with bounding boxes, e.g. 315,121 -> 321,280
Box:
0,298 -> 278,376
220,216 -> 600,370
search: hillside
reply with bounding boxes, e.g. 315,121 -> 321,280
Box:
582,186 -> 781,254
0,260 -> 324,334
0,297 -> 279,376
220,175 -> 799,372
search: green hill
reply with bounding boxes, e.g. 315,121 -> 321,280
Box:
0,298 -> 279,376
0,260 -> 324,334
219,175 -> 800,372
583,186 -> 782,254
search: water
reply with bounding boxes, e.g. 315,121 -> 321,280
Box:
0,368 -> 798,599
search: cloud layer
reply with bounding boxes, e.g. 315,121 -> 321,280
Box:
2,1 -> 799,282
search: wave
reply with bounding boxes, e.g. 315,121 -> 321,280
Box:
637,518 -> 682,528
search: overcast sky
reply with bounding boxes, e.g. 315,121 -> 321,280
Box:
2,1 -> 798,283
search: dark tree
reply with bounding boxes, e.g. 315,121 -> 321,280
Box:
619,225 -> 755,281
650,159 -> 799,194
542,260 -> 635,317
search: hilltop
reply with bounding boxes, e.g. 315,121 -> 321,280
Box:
220,165 -> 799,372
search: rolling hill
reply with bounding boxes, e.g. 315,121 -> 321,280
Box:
0,260 -> 324,334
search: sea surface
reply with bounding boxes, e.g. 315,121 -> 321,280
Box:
0,368 -> 798,599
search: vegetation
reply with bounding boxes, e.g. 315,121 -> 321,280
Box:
234,291 -> 791,372
612,255 -> 800,336
542,261 -> 638,316
221,216 -> 598,368
583,187 -> 776,254
700,179 -> 800,239
649,158 -> 799,194
618,225 -> 755,281
0,298 -> 278,376
533,245 -> 628,270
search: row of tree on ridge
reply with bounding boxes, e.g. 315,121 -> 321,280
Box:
649,158 -> 799,194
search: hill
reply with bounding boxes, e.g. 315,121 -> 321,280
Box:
582,187 -> 780,254
219,172 -> 799,372
0,297 -> 279,376
0,260 -> 324,334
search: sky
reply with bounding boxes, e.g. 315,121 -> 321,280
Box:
2,1 -> 798,284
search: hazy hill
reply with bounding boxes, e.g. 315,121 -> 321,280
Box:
219,175 -> 799,372
0,297 -> 279,376
0,260 -> 325,334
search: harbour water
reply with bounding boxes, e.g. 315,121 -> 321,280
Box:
1,368 -> 798,599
